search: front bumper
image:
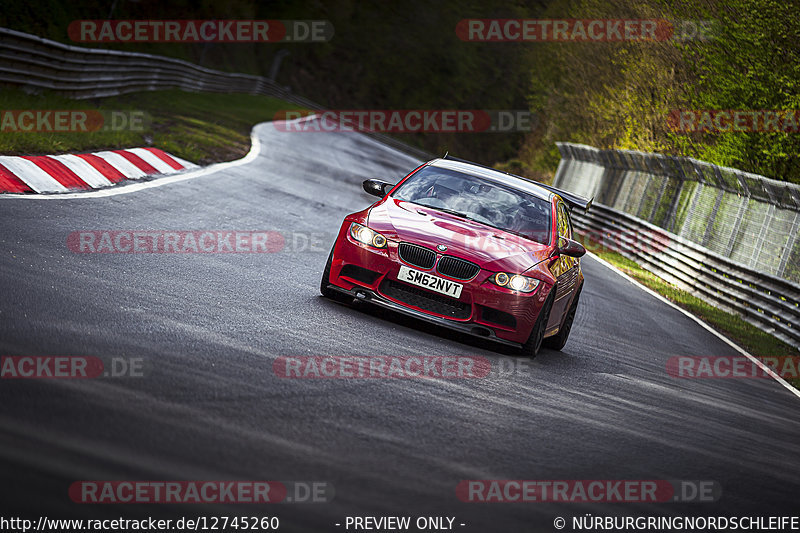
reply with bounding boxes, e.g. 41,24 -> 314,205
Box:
325,284 -> 522,348
328,229 -> 551,345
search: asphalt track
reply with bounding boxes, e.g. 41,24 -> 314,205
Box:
1,120 -> 799,532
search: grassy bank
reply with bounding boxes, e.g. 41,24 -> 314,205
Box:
584,238 -> 800,390
0,88 -> 304,164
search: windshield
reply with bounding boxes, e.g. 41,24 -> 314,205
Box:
392,166 -> 552,245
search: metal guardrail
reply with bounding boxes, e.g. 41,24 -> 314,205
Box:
0,28 -> 292,100
0,27 -> 433,161
554,145 -> 800,348
554,143 -> 800,284
571,204 -> 800,347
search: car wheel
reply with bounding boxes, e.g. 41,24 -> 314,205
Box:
320,244 -> 336,297
520,288 -> 555,358
543,284 -> 582,351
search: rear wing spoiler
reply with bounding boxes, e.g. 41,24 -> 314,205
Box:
531,182 -> 593,211
441,154 -> 593,211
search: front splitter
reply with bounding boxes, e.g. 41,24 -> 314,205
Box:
325,284 -> 522,349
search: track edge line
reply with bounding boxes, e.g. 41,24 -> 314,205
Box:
586,251 -> 800,400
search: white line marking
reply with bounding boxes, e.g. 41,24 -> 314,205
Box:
587,251 -> 800,400
48,154 -> 112,188
0,156 -> 68,193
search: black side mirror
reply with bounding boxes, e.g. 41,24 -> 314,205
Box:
362,179 -> 395,197
557,237 -> 586,258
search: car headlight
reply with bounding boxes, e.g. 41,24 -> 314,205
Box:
349,222 -> 388,249
490,272 -> 540,293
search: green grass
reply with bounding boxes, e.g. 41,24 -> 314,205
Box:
0,88 -> 306,164
583,238 -> 800,390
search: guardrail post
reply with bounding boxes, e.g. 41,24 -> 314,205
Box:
702,187 -> 725,248
681,181 -> 702,239
777,211 -> 800,278
648,165 -> 670,223
724,195 -> 749,257
664,156 -> 686,233
750,202 -> 775,270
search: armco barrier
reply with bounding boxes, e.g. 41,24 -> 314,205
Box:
0,27 -> 432,161
0,27 -> 306,102
554,143 -> 800,283
570,198 -> 800,348
554,142 -> 800,347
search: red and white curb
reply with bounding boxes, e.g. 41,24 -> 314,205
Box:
0,147 -> 197,194
0,118 -> 320,200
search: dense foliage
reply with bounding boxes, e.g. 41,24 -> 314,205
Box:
524,0 -> 800,183
2,0 -> 797,182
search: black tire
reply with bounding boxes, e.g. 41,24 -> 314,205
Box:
320,244 -> 336,297
520,289 -> 556,358
543,284 -> 582,351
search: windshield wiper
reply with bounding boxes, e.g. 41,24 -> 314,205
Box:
434,207 -> 475,220
411,201 -> 475,221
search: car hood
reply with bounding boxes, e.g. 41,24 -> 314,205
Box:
367,198 -> 552,273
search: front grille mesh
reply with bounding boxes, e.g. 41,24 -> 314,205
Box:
437,256 -> 480,280
380,280 -> 471,319
398,243 -> 436,269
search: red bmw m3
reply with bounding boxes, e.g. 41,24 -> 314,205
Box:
320,156 -> 592,356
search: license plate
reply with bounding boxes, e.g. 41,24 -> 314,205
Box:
397,265 -> 463,298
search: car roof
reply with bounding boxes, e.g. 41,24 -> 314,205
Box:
428,159 -> 554,202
